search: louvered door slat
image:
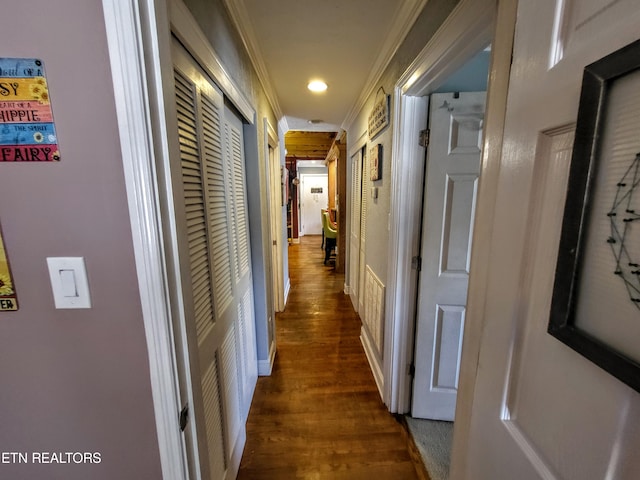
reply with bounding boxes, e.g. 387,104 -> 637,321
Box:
201,93 -> 234,317
175,69 -> 215,341
201,358 -> 227,479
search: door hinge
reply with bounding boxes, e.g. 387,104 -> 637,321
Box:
179,403 -> 189,432
408,363 -> 416,377
419,129 -> 430,147
411,256 -> 422,271
273,240 -> 277,246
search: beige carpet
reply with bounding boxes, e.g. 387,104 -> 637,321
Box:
405,416 -> 453,480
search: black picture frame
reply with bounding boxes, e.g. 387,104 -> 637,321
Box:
548,38 -> 640,393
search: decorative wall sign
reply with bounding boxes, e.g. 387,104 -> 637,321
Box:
370,143 -> 382,181
0,58 -> 60,162
368,87 -> 389,140
310,187 -> 323,194
0,222 -> 18,311
548,38 -> 640,393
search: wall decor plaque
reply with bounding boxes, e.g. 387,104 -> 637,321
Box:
368,89 -> 389,140
0,58 -> 59,162
0,222 -> 18,311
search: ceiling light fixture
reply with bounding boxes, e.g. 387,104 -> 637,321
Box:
307,80 -> 328,93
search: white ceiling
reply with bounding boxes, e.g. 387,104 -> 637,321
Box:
223,0 -> 427,131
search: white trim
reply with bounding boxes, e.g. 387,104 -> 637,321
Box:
258,340 -> 277,376
361,329 -> 385,399
341,0 -> 428,130
278,116 -> 290,136
399,0 -> 495,96
348,130 -> 368,157
384,94 -> 428,413
222,0 -> 284,121
169,0 -> 256,124
101,1 -> 187,479
284,277 -> 291,304
265,118 -> 285,313
502,422 -> 559,480
266,120 -> 278,147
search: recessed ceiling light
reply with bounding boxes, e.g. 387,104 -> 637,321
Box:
307,80 -> 328,93
308,119 -> 323,124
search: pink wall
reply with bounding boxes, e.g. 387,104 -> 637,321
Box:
0,1 -> 162,478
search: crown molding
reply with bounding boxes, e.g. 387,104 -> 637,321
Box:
222,0 -> 285,122
341,0 -> 427,130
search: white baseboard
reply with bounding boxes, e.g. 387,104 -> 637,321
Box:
344,283 -> 351,295
360,327 -> 384,401
291,238 -> 300,244
284,278 -> 291,306
258,340 -> 276,376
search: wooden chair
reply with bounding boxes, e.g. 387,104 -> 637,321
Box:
321,210 -> 337,265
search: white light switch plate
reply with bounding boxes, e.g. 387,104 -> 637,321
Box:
46,257 -> 92,309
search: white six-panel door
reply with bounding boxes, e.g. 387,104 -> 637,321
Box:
461,1 -> 640,478
412,92 -> 485,421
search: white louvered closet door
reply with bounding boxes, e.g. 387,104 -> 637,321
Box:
349,149 -> 362,304
358,147 -> 370,316
172,39 -> 256,480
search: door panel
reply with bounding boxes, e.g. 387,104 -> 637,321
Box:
171,39 -> 256,480
463,0 -> 640,478
349,149 -> 362,305
441,174 -> 477,274
358,148 -> 369,316
412,92 -> 485,421
433,305 -> 465,390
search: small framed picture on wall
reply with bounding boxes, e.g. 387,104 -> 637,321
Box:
370,144 -> 382,181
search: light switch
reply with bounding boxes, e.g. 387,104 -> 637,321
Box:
47,257 -> 91,309
59,269 -> 77,297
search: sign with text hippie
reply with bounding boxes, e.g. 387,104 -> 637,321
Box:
0,222 -> 18,311
0,58 -> 60,162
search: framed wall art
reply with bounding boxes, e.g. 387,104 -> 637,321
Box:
370,143 -> 382,181
548,38 -> 640,393
0,221 -> 18,311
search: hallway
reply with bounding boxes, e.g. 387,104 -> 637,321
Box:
237,236 -> 421,479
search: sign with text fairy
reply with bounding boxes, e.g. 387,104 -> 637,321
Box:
368,91 -> 390,140
0,58 -> 59,162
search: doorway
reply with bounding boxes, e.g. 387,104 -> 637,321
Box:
384,2 -> 500,475
267,136 -> 285,313
299,173 -> 329,236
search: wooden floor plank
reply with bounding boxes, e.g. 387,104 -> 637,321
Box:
237,236 -> 421,479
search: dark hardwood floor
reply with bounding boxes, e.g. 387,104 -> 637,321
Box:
237,236 -> 422,479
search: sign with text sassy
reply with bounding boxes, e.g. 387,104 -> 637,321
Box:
0,222 -> 18,311
0,58 -> 60,162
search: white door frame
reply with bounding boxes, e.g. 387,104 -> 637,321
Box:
385,0 -> 515,476
101,1 -> 187,478
101,0 -> 260,478
265,119 -> 285,312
